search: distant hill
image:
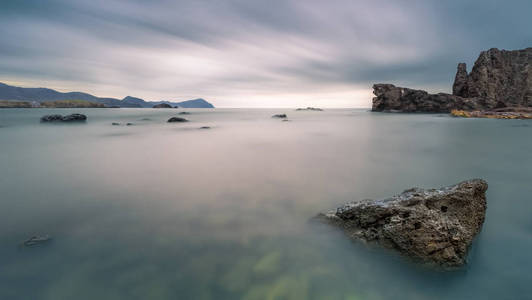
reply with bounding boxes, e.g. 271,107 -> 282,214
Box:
0,82 -> 215,108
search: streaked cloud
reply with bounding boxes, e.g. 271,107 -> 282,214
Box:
0,0 -> 530,107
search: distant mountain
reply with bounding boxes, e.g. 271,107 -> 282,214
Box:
0,82 -> 215,108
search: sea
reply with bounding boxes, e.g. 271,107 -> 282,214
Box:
0,108 -> 531,300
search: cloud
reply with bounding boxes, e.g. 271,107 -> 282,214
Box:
0,0 -> 531,107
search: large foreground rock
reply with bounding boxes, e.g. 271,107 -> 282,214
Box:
316,179 -> 488,268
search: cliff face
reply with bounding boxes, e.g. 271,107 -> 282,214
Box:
453,48 -> 532,109
372,47 -> 532,112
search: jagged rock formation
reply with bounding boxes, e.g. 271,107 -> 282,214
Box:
373,47 -> 532,112
315,179 -> 488,268
372,84 -> 481,113
453,48 -> 532,108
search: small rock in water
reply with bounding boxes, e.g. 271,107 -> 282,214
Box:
167,117 -> 189,123
199,126 -> 211,129
23,235 -> 52,247
112,122 -> 120,126
126,123 -> 133,126
272,114 -> 287,119
315,179 -> 488,268
178,112 -> 191,115
41,114 -> 87,122
296,107 -> 323,111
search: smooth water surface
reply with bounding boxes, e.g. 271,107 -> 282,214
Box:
0,108 -> 531,299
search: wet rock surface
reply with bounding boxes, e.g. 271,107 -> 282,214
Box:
315,179 -> 488,268
41,114 -> 87,122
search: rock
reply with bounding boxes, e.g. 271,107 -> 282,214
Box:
371,84 -> 481,113
126,123 -> 133,126
40,114 -> 63,122
178,112 -> 191,115
272,114 -> 287,118
40,114 -> 87,122
451,109 -> 532,119
373,47 -> 532,113
153,103 -> 172,108
23,235 -> 52,247
296,107 -> 323,111
452,63 -> 469,97
167,117 -> 189,123
112,122 -> 120,125
315,179 -> 488,268
453,47 -> 532,108
199,126 -> 211,129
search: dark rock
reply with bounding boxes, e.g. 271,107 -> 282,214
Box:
296,107 -> 323,111
61,114 -> 87,122
40,114 -> 63,122
452,63 -> 469,97
153,103 -> 172,108
315,179 -> 488,268
178,112 -> 191,115
41,114 -> 87,122
371,84 -> 481,113
272,114 -> 287,118
199,126 -> 211,129
453,47 -> 532,109
112,122 -> 120,126
167,117 -> 189,123
126,123 -> 133,126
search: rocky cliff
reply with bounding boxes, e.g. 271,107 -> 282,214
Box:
453,47 -> 532,108
372,47 -> 532,112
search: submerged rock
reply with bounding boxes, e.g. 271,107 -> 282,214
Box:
315,179 -> 488,268
126,123 -> 133,126
272,114 -> 287,119
41,114 -> 87,122
178,112 -> 191,115
199,126 -> 211,129
112,122 -> 120,125
167,117 -> 189,123
23,235 -> 52,247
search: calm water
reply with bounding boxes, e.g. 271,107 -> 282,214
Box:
0,108 -> 531,300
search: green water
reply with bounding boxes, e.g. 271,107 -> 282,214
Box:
0,108 -> 531,299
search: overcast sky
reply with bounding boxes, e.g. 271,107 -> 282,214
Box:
1,0 -> 531,107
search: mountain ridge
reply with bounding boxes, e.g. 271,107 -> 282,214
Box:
0,82 -> 214,108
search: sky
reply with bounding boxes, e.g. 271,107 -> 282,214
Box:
0,0 -> 531,108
